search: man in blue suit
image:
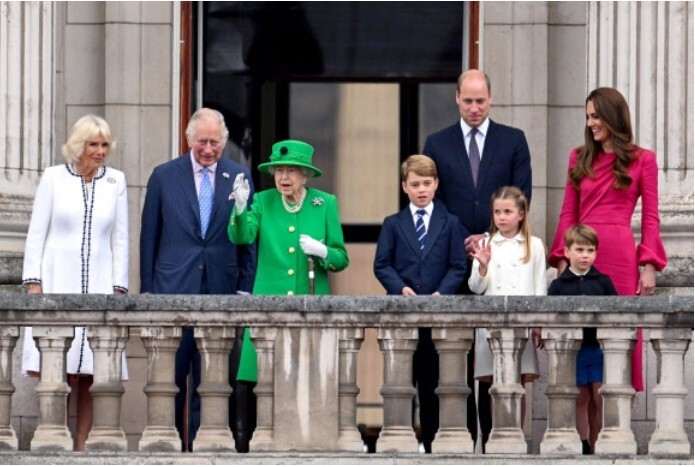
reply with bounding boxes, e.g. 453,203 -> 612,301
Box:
423,69 -> 532,450
374,155 -> 467,453
140,108 -> 256,451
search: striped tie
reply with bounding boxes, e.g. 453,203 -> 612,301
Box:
199,168 -> 213,239
416,209 -> 426,250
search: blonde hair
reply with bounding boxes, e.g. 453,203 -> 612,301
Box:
62,115 -> 116,164
489,186 -> 532,263
564,224 -> 599,249
400,154 -> 438,182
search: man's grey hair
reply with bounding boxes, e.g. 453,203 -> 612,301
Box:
185,108 -> 229,145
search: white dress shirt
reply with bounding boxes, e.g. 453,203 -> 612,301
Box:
190,152 -> 217,196
460,117 -> 490,160
409,202 -> 433,232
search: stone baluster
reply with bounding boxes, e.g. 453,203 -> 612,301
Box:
431,328 -> 474,453
595,329 -> 637,454
648,328 -> 692,455
539,328 -> 582,454
138,327 -> 182,452
336,328 -> 365,451
192,326 -> 236,451
249,327 -> 278,451
30,326 -> 74,451
0,326 -> 19,450
485,328 -> 528,454
84,326 -> 129,451
376,328 -> 418,453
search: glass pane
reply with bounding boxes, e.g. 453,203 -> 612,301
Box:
289,83 -> 400,224
419,82 -> 459,151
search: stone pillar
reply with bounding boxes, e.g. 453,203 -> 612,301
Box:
431,328 -> 474,454
192,326 -> 236,452
539,328 -> 582,454
336,328 -> 364,451
249,327 -> 277,451
84,326 -> 129,451
0,326 -> 19,450
595,329 -> 637,454
485,328 -> 528,454
376,328 -> 418,453
648,328 -> 692,455
30,326 -> 74,451
138,326 -> 182,452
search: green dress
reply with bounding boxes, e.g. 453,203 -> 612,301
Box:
229,187 -> 349,380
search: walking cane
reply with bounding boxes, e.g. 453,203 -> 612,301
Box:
308,257 -> 315,295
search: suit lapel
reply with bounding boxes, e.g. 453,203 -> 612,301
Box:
175,153 -> 202,234
450,124 -> 476,187
211,160 -> 232,226
396,209 -> 422,256
476,119 -> 497,192
422,204 -> 445,258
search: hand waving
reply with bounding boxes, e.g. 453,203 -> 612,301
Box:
231,173 -> 250,212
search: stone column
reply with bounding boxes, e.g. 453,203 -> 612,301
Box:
30,326 -> 74,451
84,326 -> 129,451
0,326 -> 19,450
539,328 -> 582,454
337,328 -> 365,451
192,326 -> 236,452
138,326 -> 182,452
376,328 -> 418,453
648,328 -> 692,455
431,328 -> 474,454
595,329 -> 637,454
249,327 -> 277,451
485,328 -> 528,454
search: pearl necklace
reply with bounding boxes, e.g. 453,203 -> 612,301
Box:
282,188 -> 306,214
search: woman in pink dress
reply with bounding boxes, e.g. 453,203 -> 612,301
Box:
549,87 -> 668,391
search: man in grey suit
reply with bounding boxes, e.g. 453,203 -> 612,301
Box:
140,108 -> 256,451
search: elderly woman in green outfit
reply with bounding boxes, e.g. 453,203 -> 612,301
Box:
228,140 -> 349,295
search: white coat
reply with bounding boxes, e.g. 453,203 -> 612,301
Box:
21,164 -> 129,377
468,231 -> 547,380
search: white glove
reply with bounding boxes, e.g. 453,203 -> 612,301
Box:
300,234 -> 327,260
231,173 -> 250,212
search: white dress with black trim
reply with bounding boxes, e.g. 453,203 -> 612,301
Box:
21,164 -> 129,378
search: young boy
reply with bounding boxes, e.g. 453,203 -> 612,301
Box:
548,224 -> 617,455
373,154 -> 467,452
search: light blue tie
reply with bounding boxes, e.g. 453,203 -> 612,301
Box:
416,209 -> 426,250
199,168 -> 213,239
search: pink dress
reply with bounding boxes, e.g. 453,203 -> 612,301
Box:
549,147 -> 668,391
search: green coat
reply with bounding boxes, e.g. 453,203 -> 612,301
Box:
229,187 -> 349,295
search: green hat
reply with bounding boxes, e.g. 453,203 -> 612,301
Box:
257,140 -> 322,178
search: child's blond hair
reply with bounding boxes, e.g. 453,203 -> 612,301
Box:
400,155 -> 438,182
564,224 -> 599,249
489,186 -> 532,263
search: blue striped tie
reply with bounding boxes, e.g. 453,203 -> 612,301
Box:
199,168 -> 213,239
416,209 -> 426,250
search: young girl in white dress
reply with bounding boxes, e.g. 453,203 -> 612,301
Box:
468,186 -> 546,426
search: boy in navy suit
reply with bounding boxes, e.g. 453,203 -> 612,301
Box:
548,224 -> 617,455
374,155 -> 467,452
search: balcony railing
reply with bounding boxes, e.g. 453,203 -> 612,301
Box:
0,294 -> 692,458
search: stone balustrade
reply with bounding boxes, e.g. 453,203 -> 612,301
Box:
0,294 -> 691,459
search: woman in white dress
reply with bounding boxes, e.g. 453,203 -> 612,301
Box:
22,114 -> 129,451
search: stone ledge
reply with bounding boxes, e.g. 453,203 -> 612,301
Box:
0,452 -> 692,465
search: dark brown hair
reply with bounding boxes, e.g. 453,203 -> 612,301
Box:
569,87 -> 635,190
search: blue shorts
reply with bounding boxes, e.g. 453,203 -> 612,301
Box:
576,346 -> 604,386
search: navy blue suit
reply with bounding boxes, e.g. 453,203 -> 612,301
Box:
373,202 -> 467,451
423,120 -> 532,239
423,119 -> 532,450
374,203 -> 467,295
140,153 -> 256,450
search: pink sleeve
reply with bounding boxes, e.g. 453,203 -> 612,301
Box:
548,149 -> 580,268
636,150 -> 668,271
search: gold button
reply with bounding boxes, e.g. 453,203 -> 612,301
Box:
289,247 -> 296,253
287,291 -> 294,296
288,269 -> 295,276
289,226 -> 295,233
